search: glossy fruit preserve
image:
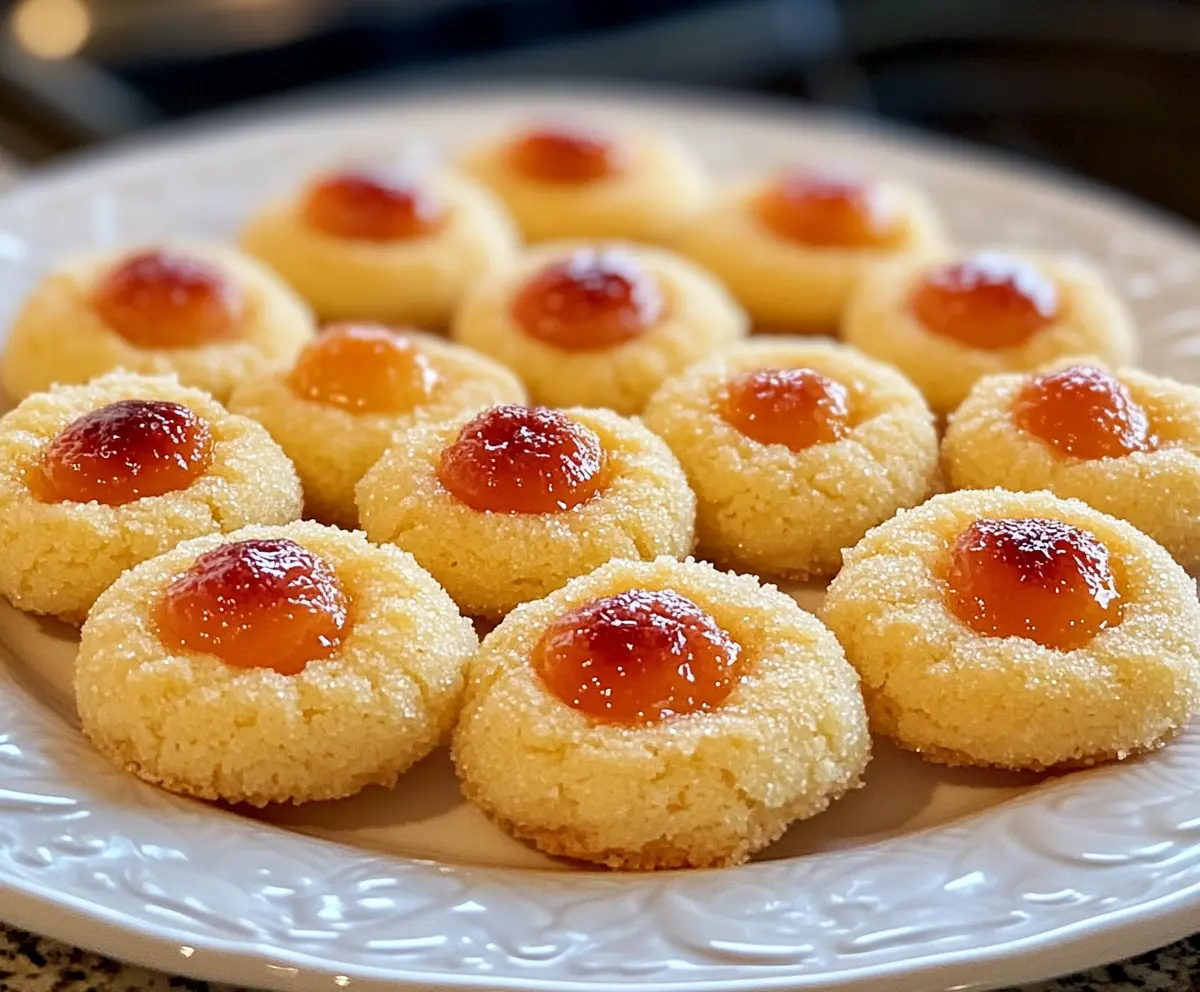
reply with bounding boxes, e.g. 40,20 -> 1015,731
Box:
35,400 -> 214,506
287,323 -> 439,414
719,367 -> 853,451
156,538 -> 349,676
302,171 -> 442,241
437,405 -> 605,514
511,249 -> 664,351
532,588 -> 742,724
755,173 -> 898,248
945,517 -> 1123,651
92,250 -> 243,348
910,253 -> 1060,350
1013,365 -> 1155,460
507,126 -> 620,183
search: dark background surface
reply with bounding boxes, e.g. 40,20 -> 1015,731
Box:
1,0 -> 1199,218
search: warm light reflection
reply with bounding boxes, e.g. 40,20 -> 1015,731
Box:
11,0 -> 91,60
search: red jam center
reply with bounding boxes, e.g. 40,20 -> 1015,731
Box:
34,400 -> 214,506
945,517 -> 1123,651
1013,365 -> 1156,461
156,538 -> 350,676
909,253 -> 1060,350
719,367 -> 853,451
301,170 -> 443,241
287,323 -> 439,414
755,172 -> 899,248
507,126 -> 620,183
532,588 -> 742,725
92,250 -> 243,349
436,404 -> 605,514
511,249 -> 664,351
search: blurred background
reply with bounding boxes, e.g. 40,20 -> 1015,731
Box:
1,0 -> 1199,220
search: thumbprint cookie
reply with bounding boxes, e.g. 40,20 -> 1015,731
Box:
943,362 -> 1200,569
843,249 -> 1136,414
458,122 -> 709,244
453,556 -> 870,869
229,323 -> 524,528
451,243 -> 747,414
642,339 -> 939,580
0,372 -> 302,623
822,489 -> 1200,771
77,521 -> 477,806
240,167 -> 517,329
675,169 -> 945,332
356,404 -> 695,619
1,244 -> 314,403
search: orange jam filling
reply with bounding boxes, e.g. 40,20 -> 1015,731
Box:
34,400 -> 214,506
511,249 -> 664,351
755,172 -> 899,248
909,252 -> 1060,350
1013,365 -> 1156,461
156,538 -> 349,676
287,323 -> 440,414
507,126 -> 621,183
301,170 -> 443,241
437,404 -> 605,514
91,250 -> 243,349
719,367 -> 853,451
532,588 -> 742,725
945,517 -> 1123,651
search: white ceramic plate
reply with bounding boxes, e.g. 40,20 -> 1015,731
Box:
1,85 -> 1198,992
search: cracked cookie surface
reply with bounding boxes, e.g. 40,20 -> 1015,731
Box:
643,338 -> 939,580
76,520 -> 477,805
453,556 -> 870,868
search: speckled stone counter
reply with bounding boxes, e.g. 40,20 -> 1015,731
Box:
0,927 -> 1196,992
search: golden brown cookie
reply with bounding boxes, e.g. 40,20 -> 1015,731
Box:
0,372 -> 302,623
643,338 -> 939,580
356,404 -> 695,618
459,123 -> 709,243
241,168 -> 517,327
451,242 -> 747,414
453,555 -> 870,869
675,170 -> 945,332
77,520 -> 477,806
843,249 -> 1136,414
822,489 -> 1200,771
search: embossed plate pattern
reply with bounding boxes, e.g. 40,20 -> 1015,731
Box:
0,86 -> 1198,992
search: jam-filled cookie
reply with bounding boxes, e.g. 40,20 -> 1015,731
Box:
453,555 -> 870,869
240,168 -> 517,328
822,489 -> 1200,771
2,244 -> 314,404
458,123 -> 709,244
642,339 -> 939,580
943,362 -> 1200,569
229,323 -> 524,529
77,520 -> 477,806
0,372 -> 302,623
452,243 -> 747,414
675,170 -> 945,332
356,404 -> 695,619
843,249 -> 1136,414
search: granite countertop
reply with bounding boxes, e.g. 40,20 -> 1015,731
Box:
0,927 -> 1196,992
